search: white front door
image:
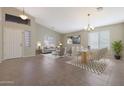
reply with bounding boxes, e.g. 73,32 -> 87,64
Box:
4,28 -> 23,59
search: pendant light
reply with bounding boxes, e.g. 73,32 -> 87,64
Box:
84,14 -> 94,31
19,8 -> 28,20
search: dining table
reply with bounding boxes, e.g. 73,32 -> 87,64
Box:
80,49 -> 90,64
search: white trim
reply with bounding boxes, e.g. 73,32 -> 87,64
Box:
1,54 -> 36,62
0,58 -> 1,63
22,54 -> 36,58
0,58 -> 4,63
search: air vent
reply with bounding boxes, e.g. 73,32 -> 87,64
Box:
5,14 -> 31,26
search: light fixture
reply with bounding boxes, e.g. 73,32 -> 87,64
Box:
67,38 -> 72,44
84,14 -> 94,31
59,43 -> 62,46
37,41 -> 41,49
19,8 -> 28,20
58,42 -> 63,48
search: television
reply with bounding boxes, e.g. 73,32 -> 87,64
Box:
67,35 -> 80,44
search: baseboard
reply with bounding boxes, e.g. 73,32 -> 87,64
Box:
0,58 -> 4,63
1,54 -> 36,62
22,54 -> 36,58
0,58 -> 1,63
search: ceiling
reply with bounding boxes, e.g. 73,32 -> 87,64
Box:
17,7 -> 124,33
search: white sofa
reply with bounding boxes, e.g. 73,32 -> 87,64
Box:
42,47 -> 56,54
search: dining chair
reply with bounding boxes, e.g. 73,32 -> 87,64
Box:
89,48 -> 108,63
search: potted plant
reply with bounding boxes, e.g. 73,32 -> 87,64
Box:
112,40 -> 123,59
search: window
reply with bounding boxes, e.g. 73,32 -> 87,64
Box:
24,31 -> 31,47
44,36 -> 55,47
88,32 -> 99,49
5,14 -> 31,26
88,31 -> 110,49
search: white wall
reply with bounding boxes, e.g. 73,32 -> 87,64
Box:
2,7 -> 36,58
1,7 -> 124,60
36,23 -> 62,47
0,7 -> 63,60
63,23 -> 124,57
0,8 -> 2,62
95,23 -> 124,56
63,30 -> 89,48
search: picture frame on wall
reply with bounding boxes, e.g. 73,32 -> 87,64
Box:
67,35 -> 80,44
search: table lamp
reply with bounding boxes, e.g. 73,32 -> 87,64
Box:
37,41 -> 41,50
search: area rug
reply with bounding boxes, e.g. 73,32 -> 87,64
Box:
66,59 -> 107,74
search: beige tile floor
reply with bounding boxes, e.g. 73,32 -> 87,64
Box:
0,54 -> 124,86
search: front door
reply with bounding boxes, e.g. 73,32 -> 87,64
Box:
4,28 -> 23,59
